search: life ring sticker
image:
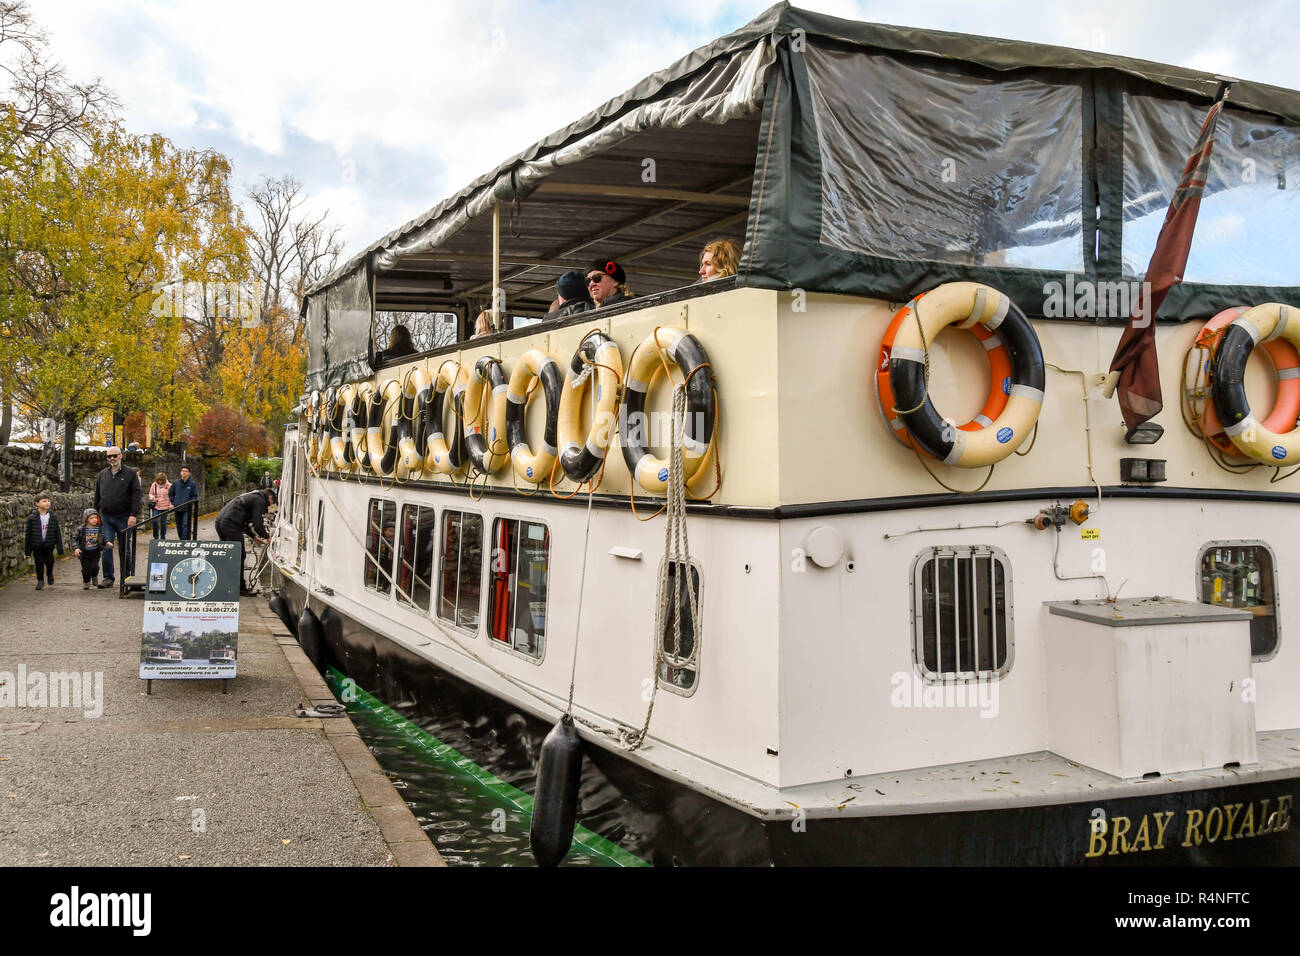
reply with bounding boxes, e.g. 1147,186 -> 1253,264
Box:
996,427 -> 1014,444
1272,445 -> 1287,460
1002,376 -> 1012,395
657,467 -> 669,482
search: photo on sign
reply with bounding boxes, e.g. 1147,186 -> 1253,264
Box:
140,609 -> 238,671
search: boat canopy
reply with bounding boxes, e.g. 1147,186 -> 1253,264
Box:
305,1 -> 1300,390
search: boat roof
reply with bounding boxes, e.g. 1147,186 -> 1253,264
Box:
304,2 -> 1300,389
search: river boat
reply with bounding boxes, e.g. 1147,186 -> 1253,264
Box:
268,3 -> 1300,865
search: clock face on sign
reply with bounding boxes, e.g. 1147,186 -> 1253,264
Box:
170,556 -> 217,600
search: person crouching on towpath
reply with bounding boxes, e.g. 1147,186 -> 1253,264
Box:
216,488 -> 275,595
23,491 -> 64,591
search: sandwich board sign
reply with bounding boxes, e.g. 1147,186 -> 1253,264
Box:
140,540 -> 240,685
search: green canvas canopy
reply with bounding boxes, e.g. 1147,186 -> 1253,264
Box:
304,1 -> 1300,390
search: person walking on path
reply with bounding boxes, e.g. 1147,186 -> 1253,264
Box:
216,488 -> 275,595
93,446 -> 141,588
260,470 -> 274,491
23,492 -> 64,590
148,471 -> 173,540
170,465 -> 198,540
72,508 -> 111,589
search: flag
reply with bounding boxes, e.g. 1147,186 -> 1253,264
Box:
1109,89 -> 1229,436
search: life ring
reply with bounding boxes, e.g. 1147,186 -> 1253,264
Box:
421,361 -> 468,475
329,383 -> 362,471
618,327 -> 717,494
881,282 -> 1043,466
463,356 -> 510,475
1184,307 -> 1300,458
349,383 -> 374,471
558,331 -> 624,483
365,380 -> 403,477
318,387 -> 338,470
304,390 -> 321,463
506,350 -> 564,482
875,292 -> 1012,454
1212,303 -> 1300,463
396,369 -> 428,480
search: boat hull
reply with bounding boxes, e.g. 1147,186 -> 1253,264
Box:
276,577 -> 1300,866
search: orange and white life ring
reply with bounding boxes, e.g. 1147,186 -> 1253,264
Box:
1183,306 -> 1300,458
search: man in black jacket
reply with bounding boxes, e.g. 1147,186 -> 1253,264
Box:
93,447 -> 141,588
217,489 -> 275,595
23,492 -> 64,590
170,465 -> 198,540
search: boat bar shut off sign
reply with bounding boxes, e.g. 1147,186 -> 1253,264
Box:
139,540 -> 240,680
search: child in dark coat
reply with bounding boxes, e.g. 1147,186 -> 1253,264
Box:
23,492 -> 64,590
72,508 -> 112,590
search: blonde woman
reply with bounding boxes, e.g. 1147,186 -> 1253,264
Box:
472,310 -> 497,338
699,239 -> 740,280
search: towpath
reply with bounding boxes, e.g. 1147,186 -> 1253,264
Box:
0,514 -> 442,866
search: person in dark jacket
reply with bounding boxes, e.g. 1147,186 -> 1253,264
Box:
92,446 -> 141,588
169,465 -> 198,540
216,489 -> 275,595
586,257 -> 633,309
72,508 -> 111,589
546,270 -> 594,319
23,492 -> 64,590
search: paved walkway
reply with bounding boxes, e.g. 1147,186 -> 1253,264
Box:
0,515 -> 441,866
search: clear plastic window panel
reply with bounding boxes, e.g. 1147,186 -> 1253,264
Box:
397,504 -> 437,611
373,311 -> 458,355
325,266 -> 373,366
364,498 -> 396,594
658,561 -> 700,692
1122,97 -> 1300,285
438,511 -> 483,629
803,45 -> 1085,271
489,518 -> 549,660
315,499 -> 325,556
1197,543 -> 1279,660
917,548 -> 1008,679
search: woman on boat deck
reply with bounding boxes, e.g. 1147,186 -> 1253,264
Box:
471,311 -> 497,338
699,238 -> 740,280
587,258 -> 632,308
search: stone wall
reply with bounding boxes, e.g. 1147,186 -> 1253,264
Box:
0,446 -> 207,498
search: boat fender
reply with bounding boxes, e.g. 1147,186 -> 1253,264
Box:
297,606 -> 325,675
269,592 -> 296,638
530,715 -> 583,868
558,331 -> 624,483
1213,303 -> 1300,463
505,349 -> 564,483
618,327 -> 717,493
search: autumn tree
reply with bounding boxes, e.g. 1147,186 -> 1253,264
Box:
192,404 -> 268,458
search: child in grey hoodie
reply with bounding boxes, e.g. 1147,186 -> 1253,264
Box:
72,508 -> 112,590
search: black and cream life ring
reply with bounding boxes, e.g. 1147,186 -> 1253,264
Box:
558,331 -> 624,483
1212,303 -> 1300,463
618,327 -> 716,493
364,380 -> 404,477
412,362 -> 468,475
330,383 -> 365,471
506,350 -> 563,482
462,356 -> 510,475
885,282 -> 1044,467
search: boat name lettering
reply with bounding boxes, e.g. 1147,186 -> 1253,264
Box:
1084,794 -> 1292,857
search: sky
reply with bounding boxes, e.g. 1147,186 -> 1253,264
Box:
30,0 -> 1300,262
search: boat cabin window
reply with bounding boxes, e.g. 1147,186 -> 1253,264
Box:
315,499 -> 325,556
438,510 -> 484,630
396,504 -> 437,611
364,498 -> 397,594
658,560 -> 701,695
1198,542 -> 1279,660
372,310 -> 459,365
912,546 -> 1012,682
488,518 -> 550,661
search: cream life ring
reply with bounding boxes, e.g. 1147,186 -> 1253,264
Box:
558,331 -> 624,483
1212,303 -> 1300,463
365,379 -> 403,477
883,282 -> 1043,467
506,350 -> 564,482
395,369 -> 428,480
617,327 -> 717,494
421,361 -> 468,475
329,383 -> 361,471
349,383 -> 374,470
463,356 -> 510,475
